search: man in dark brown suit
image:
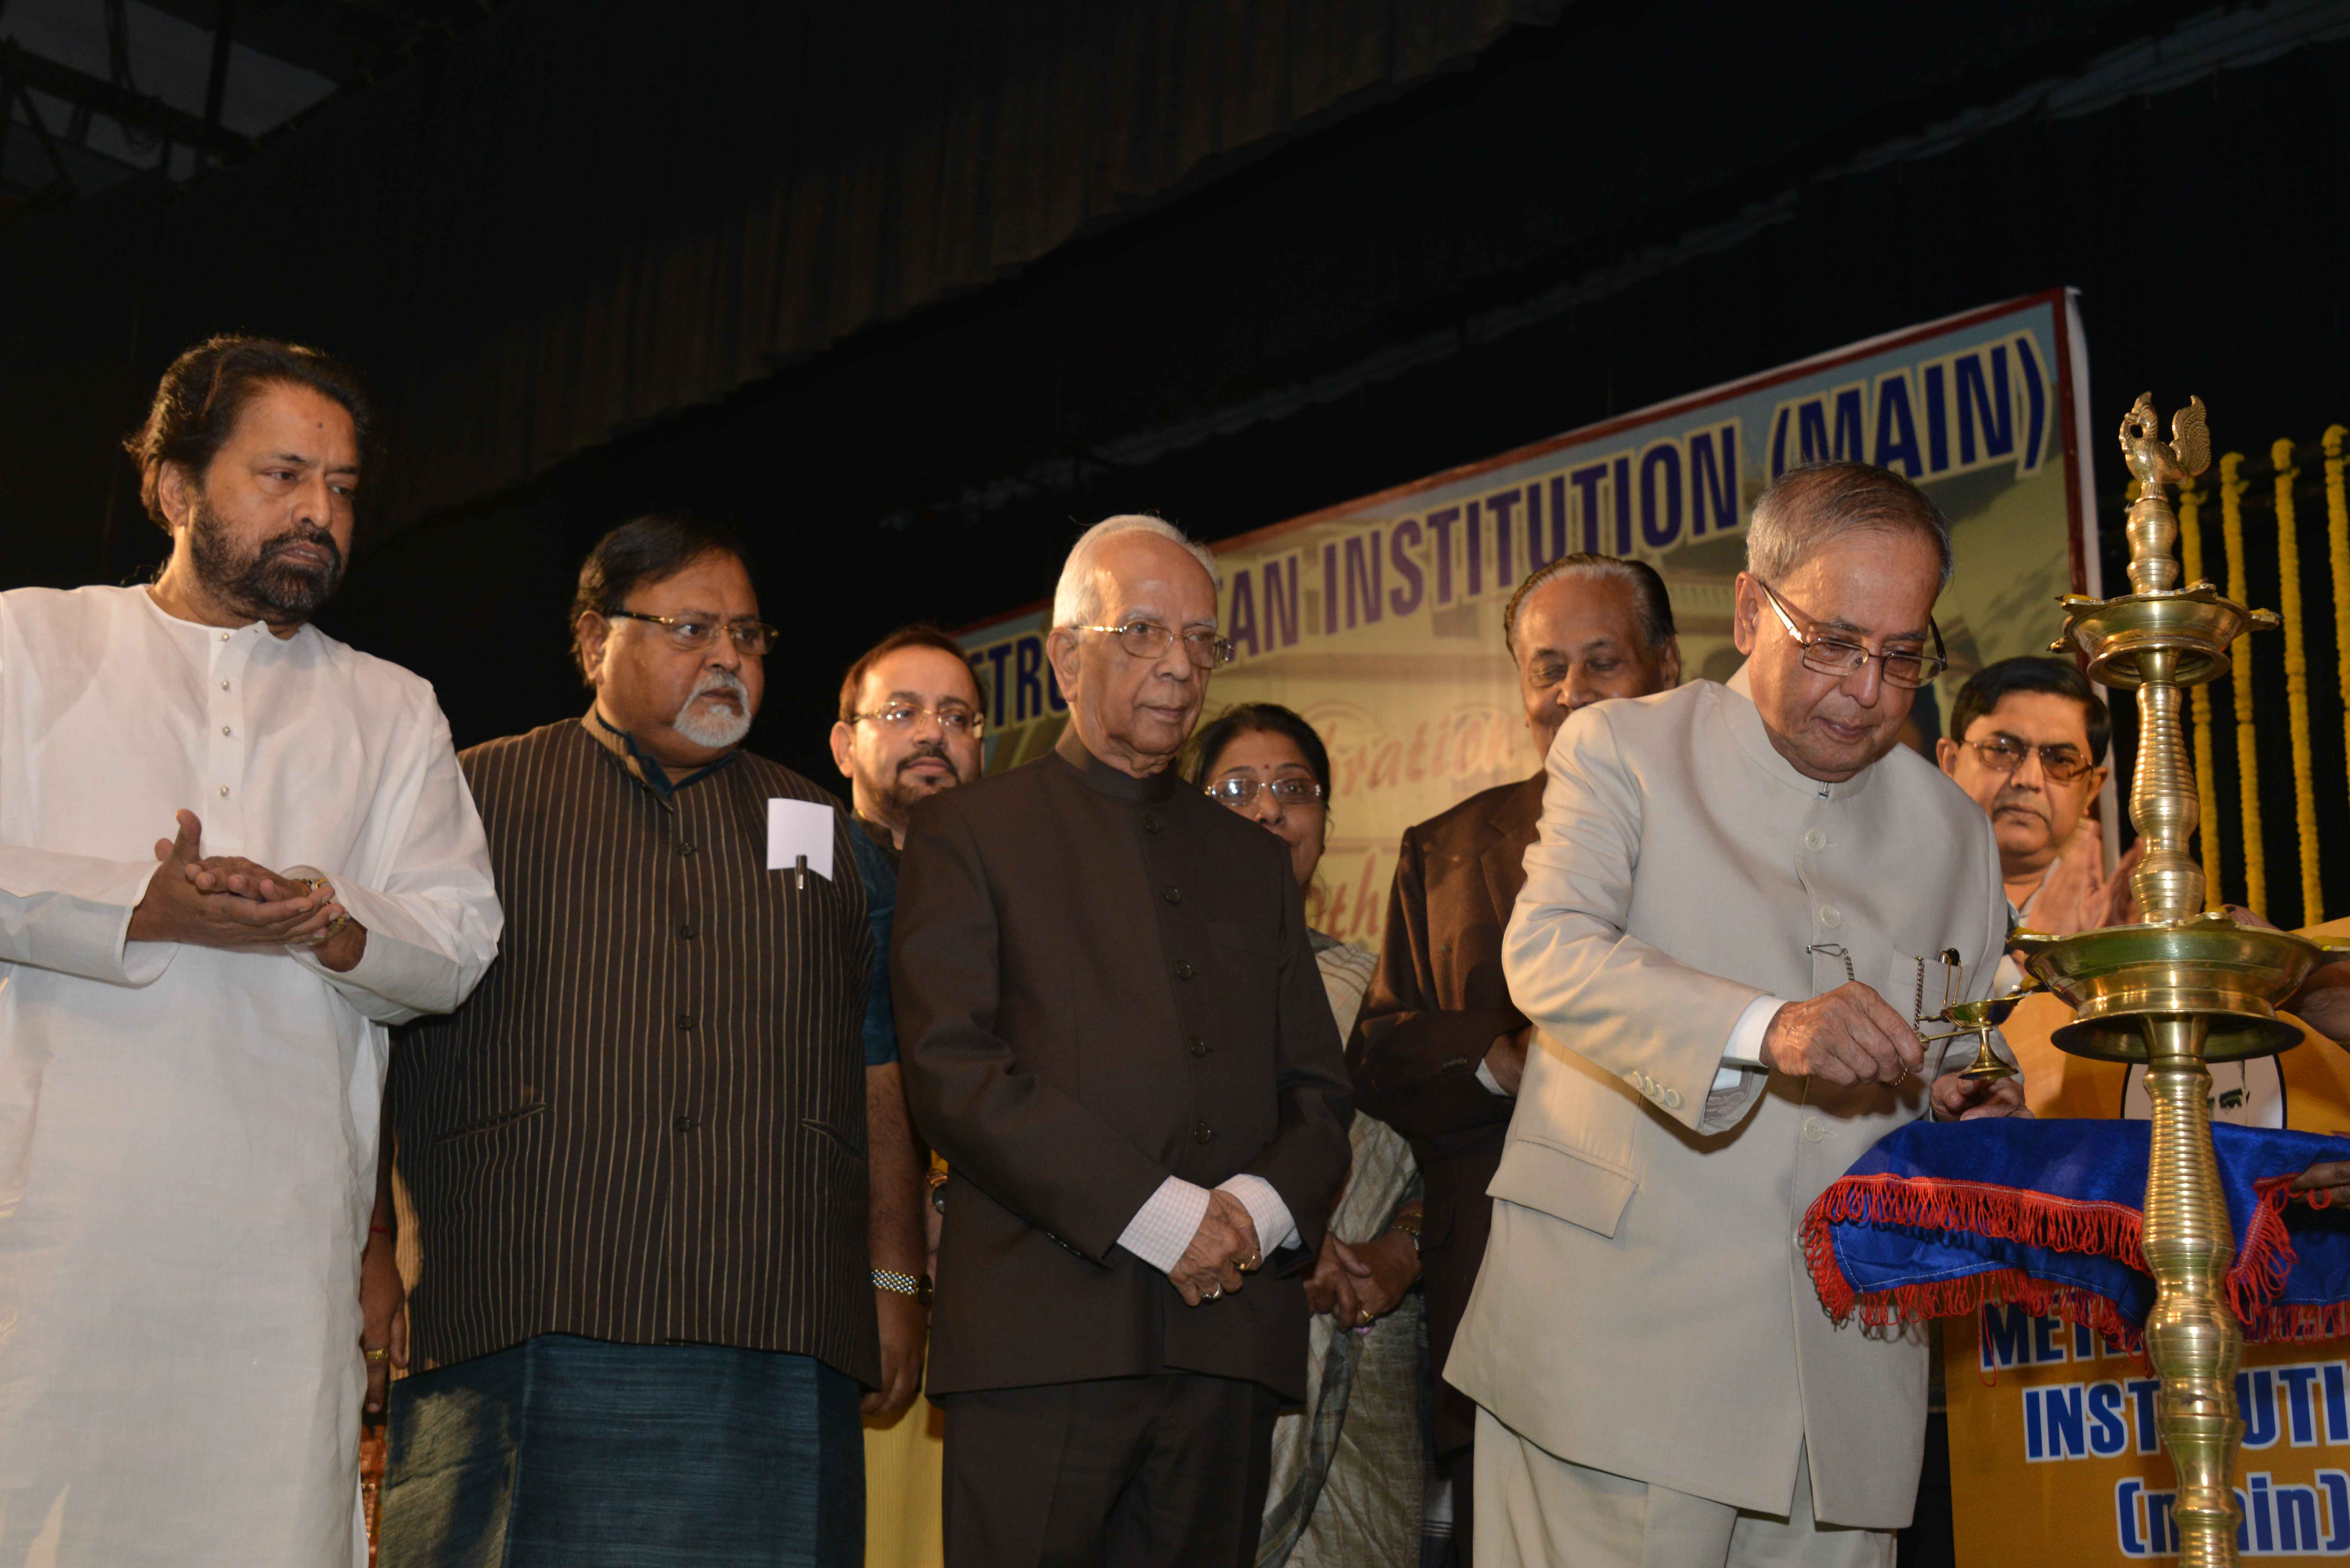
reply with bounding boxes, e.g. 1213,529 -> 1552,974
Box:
895,514 -> 1354,1568
1351,553 -> 1680,1563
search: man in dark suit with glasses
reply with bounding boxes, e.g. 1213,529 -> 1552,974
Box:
894,513 -> 1353,1567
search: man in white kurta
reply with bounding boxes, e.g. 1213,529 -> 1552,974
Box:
0,338 -> 501,1566
1448,462 -> 2027,1567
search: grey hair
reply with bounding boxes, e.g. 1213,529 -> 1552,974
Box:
1745,462 -> 1953,589
1503,553 -> 1677,660
1051,513 -> 1220,629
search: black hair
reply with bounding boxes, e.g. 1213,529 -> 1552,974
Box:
124,334 -> 373,531
838,623 -> 984,722
570,513 -> 754,674
1186,702 -> 1333,802
1948,655 -> 2110,765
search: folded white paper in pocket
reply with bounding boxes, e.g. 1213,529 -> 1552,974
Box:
766,798 -> 836,880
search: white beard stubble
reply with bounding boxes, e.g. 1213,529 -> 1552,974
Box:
672,668 -> 753,749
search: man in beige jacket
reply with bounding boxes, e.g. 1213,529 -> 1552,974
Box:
1449,461 -> 2030,1566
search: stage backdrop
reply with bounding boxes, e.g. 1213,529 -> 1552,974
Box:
961,288 -> 2096,948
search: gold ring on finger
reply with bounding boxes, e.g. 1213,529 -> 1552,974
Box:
364,1347 -> 389,1363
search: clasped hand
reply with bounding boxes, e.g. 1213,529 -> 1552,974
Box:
126,810 -> 345,951
1169,1189 -> 1262,1307
1303,1230 -> 1420,1326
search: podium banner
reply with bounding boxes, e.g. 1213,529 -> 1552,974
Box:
1947,1309 -> 2350,1561
962,289 -> 2095,947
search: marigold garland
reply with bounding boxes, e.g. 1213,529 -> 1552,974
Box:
2326,426 -> 2350,880
2178,483 -> 2223,908
2274,439 -> 2323,923
2220,452 -> 2267,912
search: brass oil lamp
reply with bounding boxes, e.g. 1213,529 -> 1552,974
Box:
2009,394 -> 2337,1567
1914,947 -> 2028,1082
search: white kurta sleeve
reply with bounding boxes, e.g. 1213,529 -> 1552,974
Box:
1503,704 -> 1770,1135
286,708 -> 500,1024
0,847 -> 174,987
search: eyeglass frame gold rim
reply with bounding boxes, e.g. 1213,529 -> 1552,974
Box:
1070,620 -> 1236,669
1956,733 -> 2097,784
602,608 -> 778,655
847,702 -> 986,738
1750,576 -> 1948,689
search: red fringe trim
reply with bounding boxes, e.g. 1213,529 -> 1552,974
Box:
1801,1171 -> 2315,1348
2231,1175 -> 2302,1328
1843,1267 -> 2145,1352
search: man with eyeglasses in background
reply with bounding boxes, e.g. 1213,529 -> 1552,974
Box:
1937,656 -> 2139,936
378,515 -> 913,1568
829,623 -> 987,1562
893,513 -> 1353,1566
1451,463 -> 2028,1568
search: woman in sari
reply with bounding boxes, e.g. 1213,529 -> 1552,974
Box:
1188,703 -> 1429,1568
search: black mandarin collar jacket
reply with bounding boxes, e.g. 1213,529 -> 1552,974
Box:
893,733 -> 1353,1400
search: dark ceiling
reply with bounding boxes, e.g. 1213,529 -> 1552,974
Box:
0,0 -> 490,211
4,0 -> 2347,912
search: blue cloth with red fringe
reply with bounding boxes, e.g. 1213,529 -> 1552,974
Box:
1801,1119 -> 2350,1349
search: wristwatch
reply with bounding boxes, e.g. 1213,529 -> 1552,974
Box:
1389,1212 -> 1422,1252
873,1268 -> 933,1308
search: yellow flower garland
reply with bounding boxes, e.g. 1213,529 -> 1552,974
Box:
2177,482 -> 2223,910
2220,452 -> 2267,913
2327,426 -> 2350,863
2274,438 -> 2322,924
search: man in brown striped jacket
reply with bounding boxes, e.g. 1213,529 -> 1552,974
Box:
376,515 -> 924,1568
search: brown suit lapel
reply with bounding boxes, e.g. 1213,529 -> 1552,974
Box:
1478,771 -> 1548,930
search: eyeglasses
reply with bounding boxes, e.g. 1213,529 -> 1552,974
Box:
850,702 -> 985,738
1205,777 -> 1325,808
1961,735 -> 2095,784
606,609 -> 777,657
1753,579 -> 1946,690
1073,621 -> 1235,670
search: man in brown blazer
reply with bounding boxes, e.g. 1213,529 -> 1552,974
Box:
895,514 -> 1354,1567
1351,553 -> 1681,1559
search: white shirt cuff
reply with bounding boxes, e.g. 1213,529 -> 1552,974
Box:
1475,1053 -> 1512,1097
1217,1173 -> 1299,1257
1714,995 -> 1790,1091
1117,1176 -> 1210,1275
